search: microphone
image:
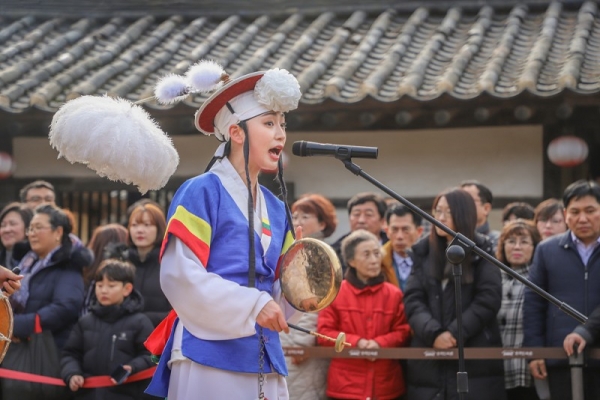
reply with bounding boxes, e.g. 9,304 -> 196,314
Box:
292,141 -> 378,159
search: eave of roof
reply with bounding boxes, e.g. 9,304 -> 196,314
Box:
0,1 -> 598,115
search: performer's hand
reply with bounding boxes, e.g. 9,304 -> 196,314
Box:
433,331 -> 456,349
257,300 -> 289,333
295,226 -> 303,240
357,338 -> 369,349
529,359 -> 547,379
564,333 -> 587,356
0,266 -> 22,296
69,375 -> 84,391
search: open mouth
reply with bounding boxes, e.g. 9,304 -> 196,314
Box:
269,147 -> 282,157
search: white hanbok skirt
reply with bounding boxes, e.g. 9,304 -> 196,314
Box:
167,321 -> 289,400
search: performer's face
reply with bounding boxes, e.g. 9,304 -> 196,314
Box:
245,111 -> 286,174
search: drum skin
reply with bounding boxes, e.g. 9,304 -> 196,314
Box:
0,293 -> 14,363
280,237 -> 342,312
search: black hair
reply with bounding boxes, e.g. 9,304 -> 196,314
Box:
19,180 -> 55,203
460,180 -> 493,205
502,202 -> 535,222
384,203 -> 422,226
347,192 -> 387,219
534,198 -> 564,223
34,204 -> 72,246
563,180 -> 600,208
0,202 -> 33,232
430,188 -> 477,283
94,259 -> 136,284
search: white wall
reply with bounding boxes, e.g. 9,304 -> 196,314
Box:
284,125 -> 543,199
13,125 -> 543,240
15,125 -> 543,197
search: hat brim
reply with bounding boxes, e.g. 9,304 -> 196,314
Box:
194,71 -> 265,136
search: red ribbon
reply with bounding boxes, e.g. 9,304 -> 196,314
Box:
0,366 -> 156,388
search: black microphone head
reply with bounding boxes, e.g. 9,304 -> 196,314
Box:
292,141 -> 306,156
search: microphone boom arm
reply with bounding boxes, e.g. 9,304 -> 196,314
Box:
340,158 -> 587,324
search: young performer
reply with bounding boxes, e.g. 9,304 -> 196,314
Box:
145,66 -> 303,399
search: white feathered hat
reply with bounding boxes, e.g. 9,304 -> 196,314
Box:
48,61 -> 300,193
195,68 -> 301,141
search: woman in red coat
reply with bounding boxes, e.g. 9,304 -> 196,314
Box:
318,229 -> 411,400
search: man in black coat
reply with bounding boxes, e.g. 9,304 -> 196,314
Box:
524,179 -> 600,400
564,304 -> 600,356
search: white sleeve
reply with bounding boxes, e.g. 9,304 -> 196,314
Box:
160,237 -> 273,340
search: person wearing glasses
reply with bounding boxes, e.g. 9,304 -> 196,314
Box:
524,180 -> 600,399
496,220 -> 541,400
19,180 -> 56,210
533,198 -> 567,241
9,204 -> 85,349
403,188 -> 505,400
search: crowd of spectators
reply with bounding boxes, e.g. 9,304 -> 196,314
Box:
0,178 -> 598,400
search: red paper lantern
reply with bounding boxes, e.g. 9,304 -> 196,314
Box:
261,150 -> 289,174
547,136 -> 588,167
0,152 -> 15,179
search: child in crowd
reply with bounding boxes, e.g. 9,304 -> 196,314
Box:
61,258 -> 154,399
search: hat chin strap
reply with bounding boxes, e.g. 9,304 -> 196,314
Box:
240,121 -> 257,289
203,142 -> 230,173
276,155 -> 295,241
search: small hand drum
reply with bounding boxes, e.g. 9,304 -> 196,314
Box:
0,293 -> 14,362
280,237 -> 343,312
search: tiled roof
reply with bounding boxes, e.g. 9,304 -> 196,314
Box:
0,1 -> 599,114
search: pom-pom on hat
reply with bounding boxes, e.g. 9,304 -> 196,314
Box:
195,68 -> 302,141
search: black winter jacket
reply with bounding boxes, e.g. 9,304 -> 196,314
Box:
61,289 -> 154,400
403,235 -> 506,400
12,243 -> 88,349
128,246 -> 171,327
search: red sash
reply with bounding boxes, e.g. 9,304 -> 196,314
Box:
144,309 -> 178,356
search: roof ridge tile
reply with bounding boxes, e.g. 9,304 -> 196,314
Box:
297,10 -> 367,93
231,13 -> 303,79
68,16 -> 155,99
219,15 -> 270,68
273,12 -> 335,71
0,16 -> 36,45
112,16 -> 205,99
325,9 -> 395,98
0,18 -> 61,63
559,1 -> 597,90
478,4 -> 527,93
360,7 -> 428,98
518,1 -> 562,92
437,6 -> 493,94
397,7 -> 461,97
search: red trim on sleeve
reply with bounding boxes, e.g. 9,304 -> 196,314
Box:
34,314 -> 42,334
161,220 -> 210,266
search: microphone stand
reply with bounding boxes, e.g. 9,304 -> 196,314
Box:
335,157 -> 586,400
